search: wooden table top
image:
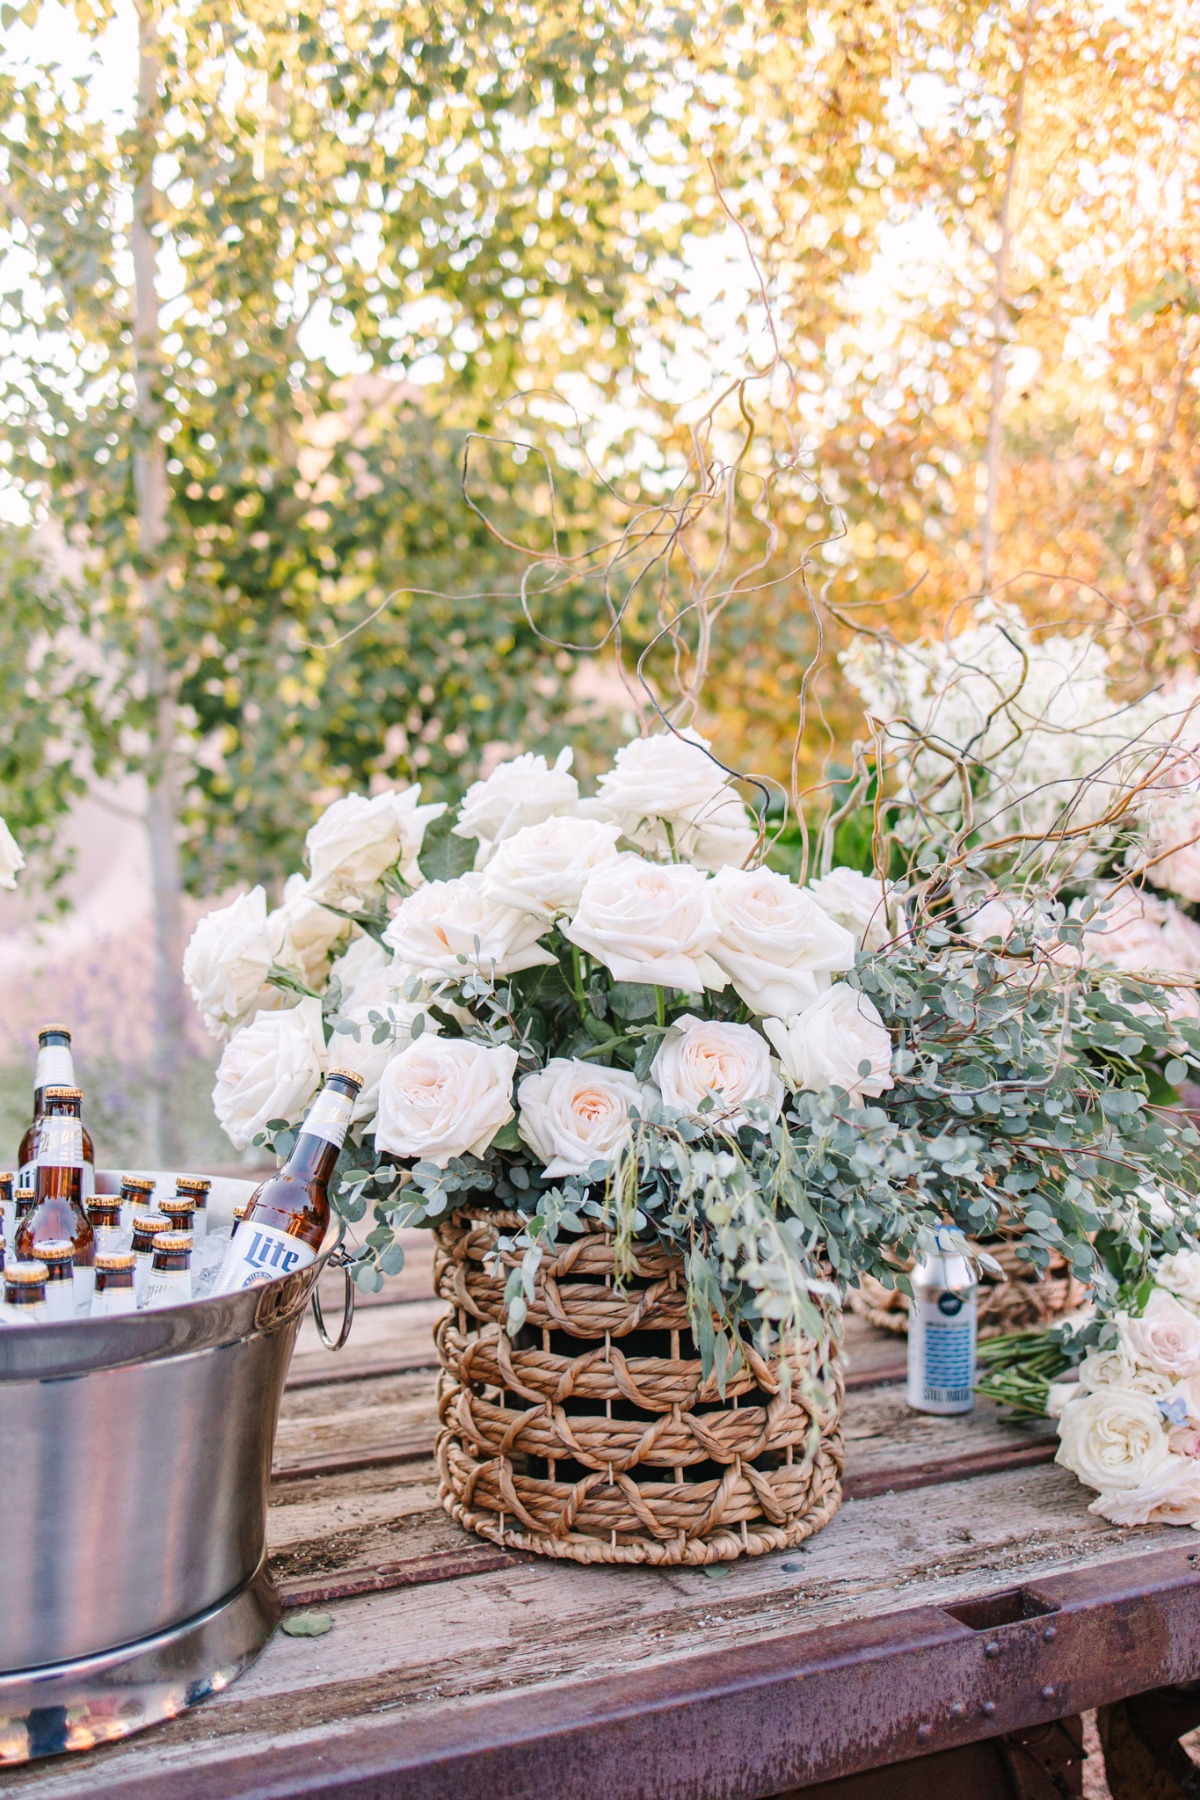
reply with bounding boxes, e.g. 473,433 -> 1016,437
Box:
5,1237 -> 1198,1800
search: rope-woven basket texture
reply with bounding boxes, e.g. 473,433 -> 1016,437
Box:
848,1236 -> 1086,1338
432,1206 -> 844,1566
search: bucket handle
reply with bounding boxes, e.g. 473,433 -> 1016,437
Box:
311,1248 -> 355,1352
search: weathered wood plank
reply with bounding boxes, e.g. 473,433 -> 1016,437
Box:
0,1464 -> 1173,1799
287,1298 -> 444,1388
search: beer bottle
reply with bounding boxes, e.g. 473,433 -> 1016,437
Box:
213,1068 -> 362,1295
17,1088 -> 95,1312
143,1232 -> 193,1310
174,1177 -> 212,1244
2,1261 -> 48,1324
38,1239 -> 76,1323
18,1027 -> 95,1197
87,1193 -> 123,1257
13,1187 -> 34,1244
160,1195 -> 196,1238
131,1214 -> 170,1305
92,1251 -> 137,1317
0,1173 -> 13,1253
119,1174 -> 157,1232
231,1203 -> 250,1239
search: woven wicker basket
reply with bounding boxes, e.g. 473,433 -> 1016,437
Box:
848,1238 -> 1086,1338
432,1206 -> 844,1566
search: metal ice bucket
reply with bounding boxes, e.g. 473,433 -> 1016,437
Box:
0,1172 -> 352,1763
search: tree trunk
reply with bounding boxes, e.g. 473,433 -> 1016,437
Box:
979,0 -> 1038,594
132,0 -> 188,1167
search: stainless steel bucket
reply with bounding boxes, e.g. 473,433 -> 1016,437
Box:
0,1172 -> 352,1764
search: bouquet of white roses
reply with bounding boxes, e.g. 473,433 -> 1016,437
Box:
185,721 -> 1200,1376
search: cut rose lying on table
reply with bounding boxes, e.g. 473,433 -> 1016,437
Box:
183,726 -> 1200,1377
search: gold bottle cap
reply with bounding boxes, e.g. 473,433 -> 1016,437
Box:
133,1214 -> 170,1237
155,1231 -> 193,1253
326,1067 -> 365,1089
43,1086 -> 83,1102
233,1204 -> 251,1220
37,1024 -> 72,1040
15,1188 -> 34,1202
120,1175 -> 157,1193
5,1261 -> 48,1286
175,1176 -> 212,1195
161,1198 -> 195,1218
36,1239 -> 75,1264
95,1251 -> 137,1271
0,1173 -> 13,1184
88,1193 -> 120,1209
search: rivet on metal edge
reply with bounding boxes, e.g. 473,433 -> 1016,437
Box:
950,1703 -> 964,1719
1043,1625 -> 1057,1641
984,1641 -> 1001,1658
982,1701 -> 996,1717
917,1724 -> 932,1740
1041,1685 -> 1055,1700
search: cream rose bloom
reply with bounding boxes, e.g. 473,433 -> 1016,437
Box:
453,749 -> 579,860
0,816 -> 24,889
1079,1343 -> 1138,1392
212,996 -> 327,1151
268,873 -> 348,988
374,1037 -> 518,1166
1156,1251 -> 1200,1313
564,855 -> 725,992
483,815 -> 623,919
590,729 -> 758,871
763,985 -> 894,1101
329,934 -> 395,1007
1088,1457 -> 1200,1527
517,1058 -> 648,1178
710,865 -> 856,1015
807,867 -> 894,952
384,872 -> 555,979
1055,1387 -> 1171,1493
184,885 -> 282,1041
1121,1289 -> 1200,1379
306,785 -> 445,908
1046,1381 -> 1083,1419
335,1001 -> 436,1128
651,1015 -> 783,1131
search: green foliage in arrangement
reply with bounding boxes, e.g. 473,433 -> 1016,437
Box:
265,903 -> 1200,1384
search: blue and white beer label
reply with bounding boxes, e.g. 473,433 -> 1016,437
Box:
907,1283 -> 977,1413
213,1220 -> 315,1293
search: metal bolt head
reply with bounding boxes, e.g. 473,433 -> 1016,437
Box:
982,1701 -> 996,1717
1043,1624 -> 1057,1642
917,1723 -> 932,1741
1041,1685 -> 1055,1700
950,1702 -> 964,1719
984,1641 -> 1001,1658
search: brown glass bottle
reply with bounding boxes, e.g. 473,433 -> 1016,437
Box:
17,1088 -> 95,1274
18,1027 -> 95,1192
214,1069 -> 362,1294
175,1176 -> 212,1243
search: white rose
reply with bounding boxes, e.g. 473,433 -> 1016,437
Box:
269,873 -> 348,987
212,996 -> 327,1152
374,1037 -> 518,1166
383,872 -> 555,979
517,1058 -> 649,1178
1046,1380 -> 1083,1419
1079,1343 -> 1139,1392
183,885 -> 281,1041
807,867 -> 894,952
482,815 -> 623,920
0,816 -> 24,889
1055,1387 -> 1171,1492
763,985 -> 894,1101
453,749 -> 579,860
651,1014 -> 783,1131
589,730 -> 759,872
564,855 -> 726,992
710,865 -> 856,1015
334,1002 -> 437,1127
1088,1457 -> 1200,1527
1121,1289 -> 1200,1379
306,785 -> 445,908
1156,1251 -> 1200,1313
328,934 -> 395,1007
